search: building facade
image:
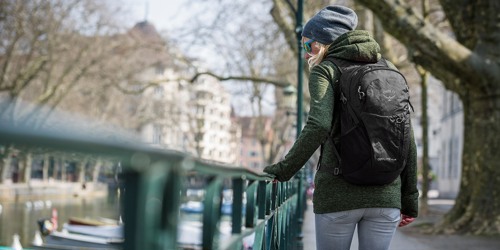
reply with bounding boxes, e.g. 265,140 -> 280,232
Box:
133,22 -> 240,164
139,68 -> 193,154
190,75 -> 240,164
237,117 -> 273,171
435,90 -> 463,198
411,76 -> 464,199
139,72 -> 241,165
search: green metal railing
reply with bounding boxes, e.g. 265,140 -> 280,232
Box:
0,122 -> 307,250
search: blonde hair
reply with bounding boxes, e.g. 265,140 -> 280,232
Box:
307,42 -> 331,69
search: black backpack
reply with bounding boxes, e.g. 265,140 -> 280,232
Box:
323,58 -> 413,185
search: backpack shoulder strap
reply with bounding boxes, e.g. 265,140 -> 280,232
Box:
379,57 -> 389,66
328,57 -> 376,72
328,58 -> 349,74
318,57 -> 350,174
376,57 -> 390,68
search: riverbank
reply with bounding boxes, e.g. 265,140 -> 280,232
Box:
0,180 -> 108,203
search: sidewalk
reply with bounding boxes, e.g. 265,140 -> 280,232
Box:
302,199 -> 500,250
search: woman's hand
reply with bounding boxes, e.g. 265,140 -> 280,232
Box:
398,214 -> 415,227
263,165 -> 280,181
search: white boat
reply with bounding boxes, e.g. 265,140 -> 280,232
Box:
40,230 -> 123,249
63,223 -> 123,239
35,214 -> 123,250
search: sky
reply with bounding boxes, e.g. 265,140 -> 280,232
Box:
122,0 -> 277,117
123,0 -> 188,32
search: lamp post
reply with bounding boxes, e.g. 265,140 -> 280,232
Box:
296,0 -> 304,137
295,0 -> 305,249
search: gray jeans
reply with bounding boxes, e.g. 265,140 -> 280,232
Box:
315,208 -> 400,250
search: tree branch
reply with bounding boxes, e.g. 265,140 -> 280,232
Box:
284,0 -> 296,18
271,0 -> 298,53
190,71 -> 290,88
438,0 -> 478,47
355,0 -> 500,91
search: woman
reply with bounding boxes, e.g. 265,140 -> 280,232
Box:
263,5 -> 418,250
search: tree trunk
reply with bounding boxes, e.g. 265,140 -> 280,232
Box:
52,157 -> 60,180
26,153 -> 32,184
77,161 -> 85,184
20,152 -> 32,184
42,153 -> 50,182
436,92 -> 500,235
93,159 -> 102,184
353,3 -> 373,36
61,157 -> 67,182
418,0 -> 431,217
417,67 -> 430,216
0,156 -> 9,184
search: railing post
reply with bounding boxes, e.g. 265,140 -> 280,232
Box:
162,162 -> 184,249
257,181 -> 267,219
245,181 -> 258,228
122,168 -> 140,250
232,178 -> 244,234
202,177 -> 223,249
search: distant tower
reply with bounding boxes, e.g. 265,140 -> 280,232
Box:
144,0 -> 149,22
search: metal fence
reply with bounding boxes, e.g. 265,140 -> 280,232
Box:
0,122 -> 307,250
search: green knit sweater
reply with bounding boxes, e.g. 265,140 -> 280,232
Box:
264,30 -> 419,218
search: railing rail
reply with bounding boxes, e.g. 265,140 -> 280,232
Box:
0,122 -> 306,249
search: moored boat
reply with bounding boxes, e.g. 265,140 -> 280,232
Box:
35,213 -> 123,250
34,230 -> 122,249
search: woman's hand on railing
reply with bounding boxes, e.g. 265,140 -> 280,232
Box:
262,173 -> 275,178
262,173 -> 278,182
263,164 -> 290,182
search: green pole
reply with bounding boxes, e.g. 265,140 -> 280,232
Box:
295,0 -> 305,249
296,2 -> 304,137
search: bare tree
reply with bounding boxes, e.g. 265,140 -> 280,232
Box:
0,0 -> 176,184
170,0 -> 302,165
0,1 -> 170,127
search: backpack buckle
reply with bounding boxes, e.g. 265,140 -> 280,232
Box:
340,93 -> 347,104
334,167 -> 340,175
358,86 -> 366,100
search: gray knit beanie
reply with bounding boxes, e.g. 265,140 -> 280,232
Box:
302,5 -> 358,45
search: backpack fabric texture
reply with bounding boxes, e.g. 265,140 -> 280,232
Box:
321,58 -> 413,185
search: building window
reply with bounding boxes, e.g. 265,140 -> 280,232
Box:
197,106 -> 205,114
155,65 -> 164,75
452,137 -> 460,178
154,86 -> 164,98
447,138 -> 453,179
153,125 -> 162,144
249,151 -> 258,157
197,119 -> 204,129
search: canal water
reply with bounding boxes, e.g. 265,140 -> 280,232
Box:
0,189 -> 251,248
0,195 -> 120,247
